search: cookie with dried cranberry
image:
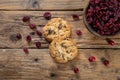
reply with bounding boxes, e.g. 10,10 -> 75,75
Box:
42,18 -> 71,42
49,38 -> 78,63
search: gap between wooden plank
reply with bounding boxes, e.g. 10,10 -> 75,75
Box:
0,8 -> 84,11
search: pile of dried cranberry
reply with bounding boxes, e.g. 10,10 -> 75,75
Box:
86,0 -> 120,36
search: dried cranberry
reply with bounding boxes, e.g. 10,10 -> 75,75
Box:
22,16 -> 30,22
76,30 -> 82,36
73,67 -> 79,73
97,30 -> 104,35
36,30 -> 42,36
35,42 -> 41,48
89,56 -> 96,62
86,17 -> 93,24
16,33 -> 22,39
23,47 -> 29,54
103,60 -> 109,66
44,12 -> 51,20
26,35 -> 32,42
72,14 -> 79,21
95,0 -> 100,4
106,38 -> 115,46
29,23 -> 36,29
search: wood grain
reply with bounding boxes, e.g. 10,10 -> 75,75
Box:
0,0 -> 119,80
0,0 -> 89,10
0,11 -> 120,48
0,49 -> 119,80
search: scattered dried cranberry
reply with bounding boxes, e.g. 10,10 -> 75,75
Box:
44,12 -> 51,20
73,67 -> 79,73
36,30 -> 42,36
22,16 -> 30,22
23,47 -> 29,54
16,33 -> 22,39
35,42 -> 41,48
106,38 -> 115,46
89,56 -> 96,62
26,35 -> 32,42
29,23 -> 36,29
72,14 -> 79,21
103,59 -> 109,66
76,30 -> 82,36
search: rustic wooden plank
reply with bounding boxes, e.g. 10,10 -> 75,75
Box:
0,49 -> 119,80
0,0 -> 89,10
0,11 -> 120,48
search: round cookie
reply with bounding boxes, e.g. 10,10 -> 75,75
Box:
49,38 -> 78,63
42,18 -> 71,42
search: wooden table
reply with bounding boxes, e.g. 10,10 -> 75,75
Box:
0,0 -> 120,80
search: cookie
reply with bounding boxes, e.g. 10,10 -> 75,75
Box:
42,18 -> 71,42
49,38 -> 78,63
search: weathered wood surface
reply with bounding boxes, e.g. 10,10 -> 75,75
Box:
0,0 -> 120,80
0,0 -> 89,10
0,11 -> 120,48
0,49 -> 119,80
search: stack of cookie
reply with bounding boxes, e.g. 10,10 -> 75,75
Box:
42,18 -> 78,63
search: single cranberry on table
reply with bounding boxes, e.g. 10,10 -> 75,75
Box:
22,16 -> 30,22
26,35 -> 32,42
29,23 -> 36,29
43,12 -> 52,20
76,30 -> 82,36
36,30 -> 42,36
16,33 -> 22,40
73,67 -> 79,73
23,47 -> 29,54
88,56 -> 96,62
72,14 -> 80,21
35,42 -> 41,48
106,38 -> 115,46
103,59 -> 109,66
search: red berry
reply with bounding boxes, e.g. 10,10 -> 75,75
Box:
76,30 -> 82,36
103,60 -> 109,66
73,67 -> 79,73
106,38 -> 115,46
35,42 -> 41,48
16,33 -> 22,39
95,0 -> 100,4
23,47 -> 29,54
97,30 -> 104,35
89,56 -> 96,62
72,14 -> 79,21
22,16 -> 30,22
29,23 -> 36,29
44,12 -> 51,20
36,30 -> 42,36
26,35 -> 32,42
